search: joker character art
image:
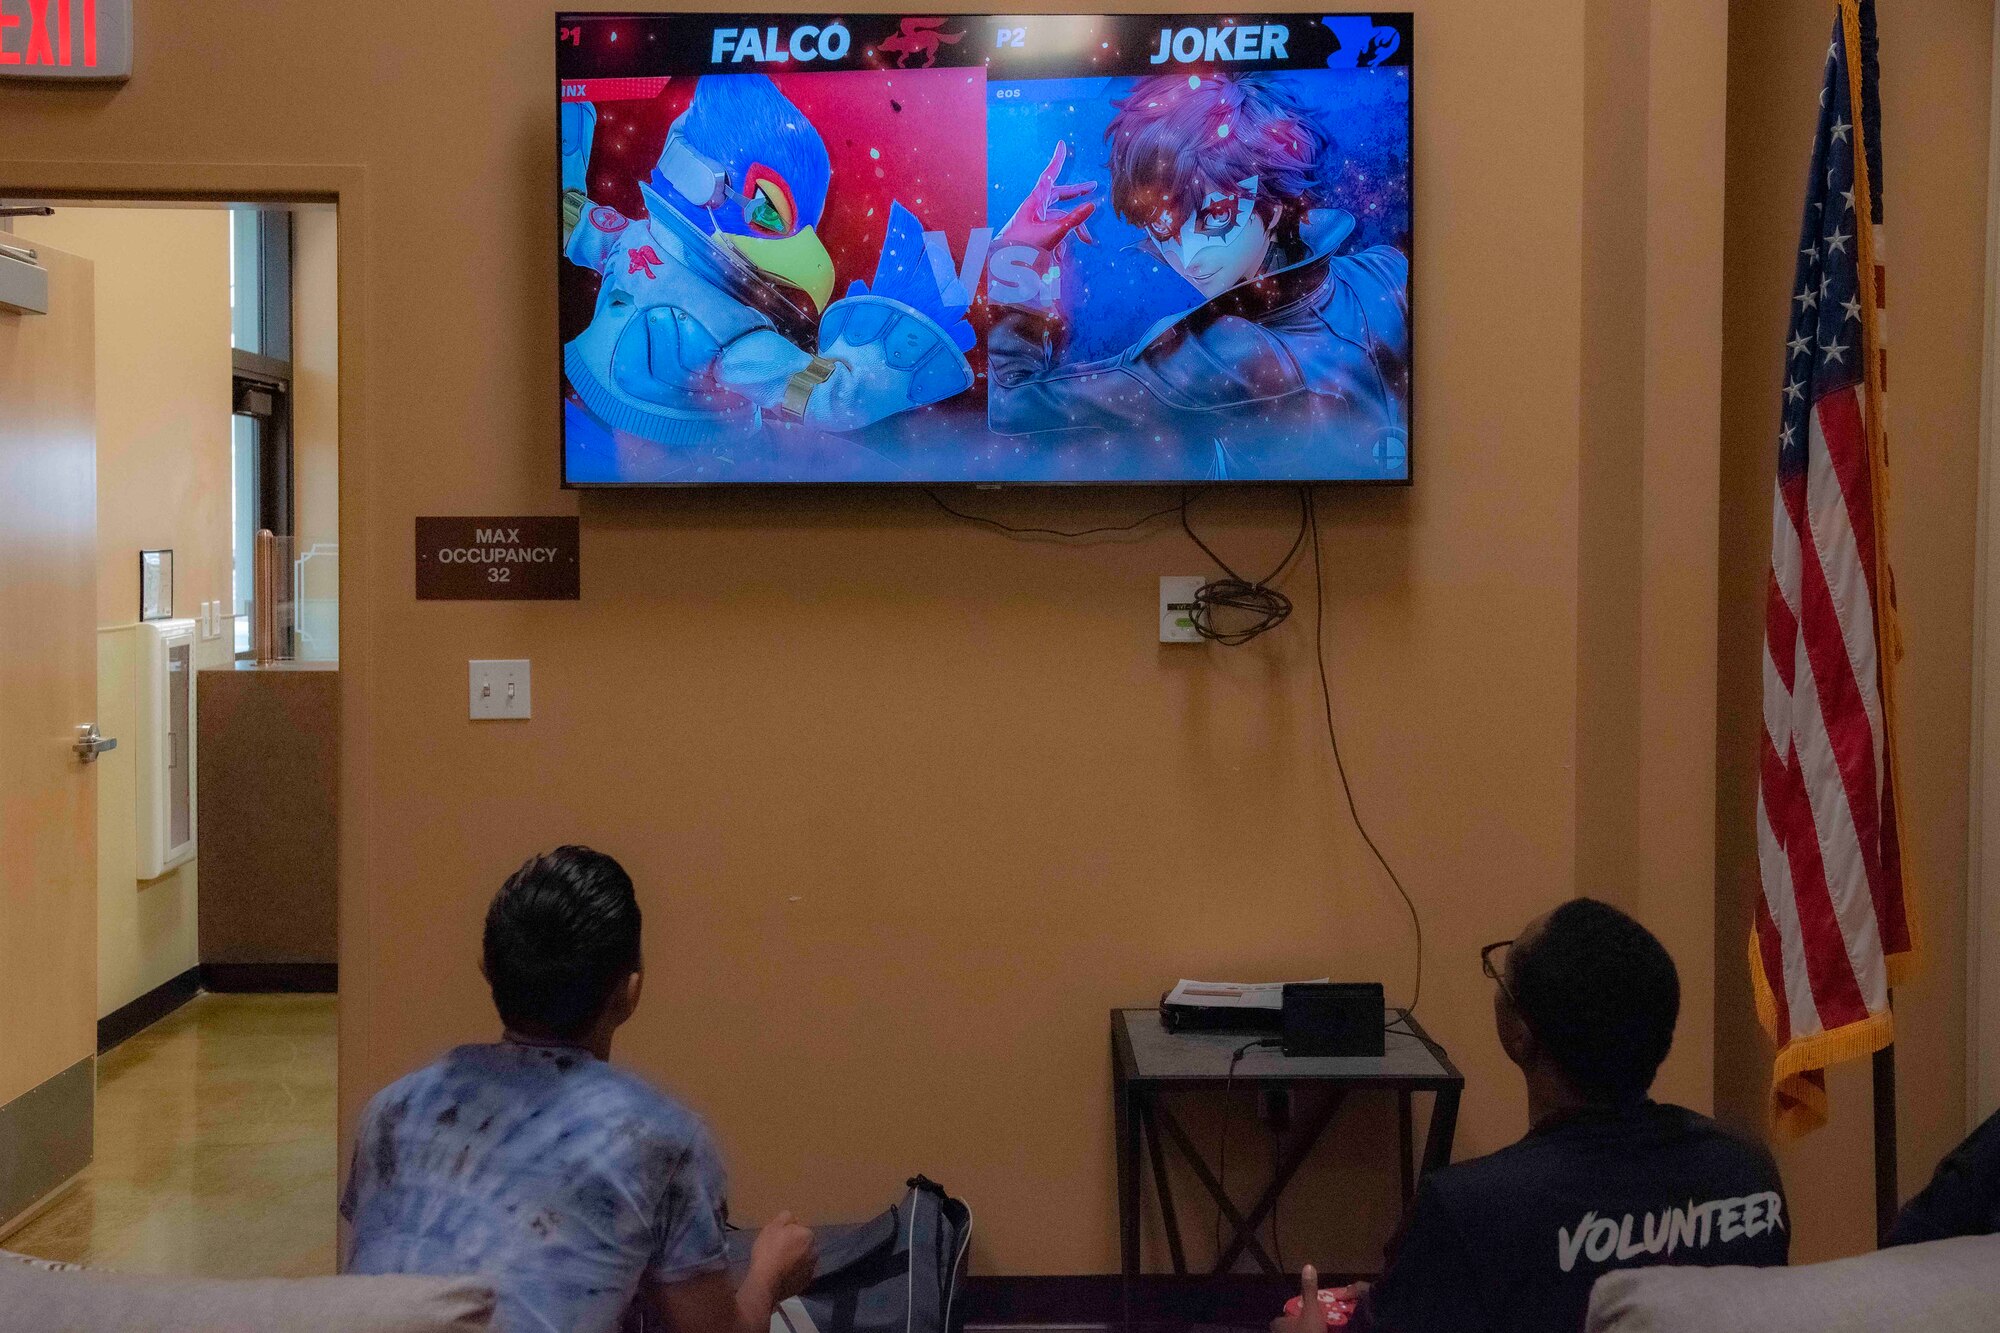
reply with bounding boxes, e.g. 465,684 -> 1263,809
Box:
561,74 -> 974,451
986,72 -> 1409,478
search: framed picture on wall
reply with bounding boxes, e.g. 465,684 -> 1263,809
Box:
140,549 -> 173,622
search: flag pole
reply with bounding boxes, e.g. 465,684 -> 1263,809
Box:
1840,0 -> 1903,1246
1872,1032 -> 1897,1245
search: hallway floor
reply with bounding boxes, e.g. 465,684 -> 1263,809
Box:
3,993 -> 337,1276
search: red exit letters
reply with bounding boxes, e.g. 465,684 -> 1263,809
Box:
0,0 -> 91,68
0,0 -> 127,80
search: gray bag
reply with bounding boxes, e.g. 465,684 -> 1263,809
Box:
729,1178 -> 974,1333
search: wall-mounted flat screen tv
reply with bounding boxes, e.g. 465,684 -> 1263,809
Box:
558,11 -> 1412,485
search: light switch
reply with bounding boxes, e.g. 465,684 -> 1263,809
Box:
469,660 -> 531,720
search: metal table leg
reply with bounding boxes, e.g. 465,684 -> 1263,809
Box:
1116,1075 -> 1141,1330
1140,1098 -> 1189,1275
1419,1085 -> 1460,1177
1398,1090 -> 1415,1207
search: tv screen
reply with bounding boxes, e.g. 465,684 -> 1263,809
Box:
558,11 -> 1412,485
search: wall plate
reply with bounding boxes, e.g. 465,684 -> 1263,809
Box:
1160,576 -> 1204,643
469,659 -> 531,720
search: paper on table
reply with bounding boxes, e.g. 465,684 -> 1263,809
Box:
1165,979 -> 1331,1009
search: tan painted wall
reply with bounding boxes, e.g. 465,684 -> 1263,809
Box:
13,208 -> 234,1019
1715,0 -> 1991,1263
1575,0 -> 1730,1115
93,627 -> 198,1016
1,0 -> 1736,1272
14,209 -> 233,637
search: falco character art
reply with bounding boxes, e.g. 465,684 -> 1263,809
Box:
560,74 -> 976,457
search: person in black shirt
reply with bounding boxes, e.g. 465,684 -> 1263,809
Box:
1888,1107 -> 2000,1246
1281,899 -> 1789,1333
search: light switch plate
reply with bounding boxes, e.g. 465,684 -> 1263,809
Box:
1160,576 -> 1205,643
469,660 -> 532,720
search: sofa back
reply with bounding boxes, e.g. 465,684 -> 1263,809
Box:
0,1251 -> 494,1333
1585,1234 -> 2000,1333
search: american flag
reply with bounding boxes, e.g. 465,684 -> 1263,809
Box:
1754,0 -> 1916,1139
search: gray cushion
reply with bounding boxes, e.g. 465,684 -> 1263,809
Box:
1586,1235 -> 2000,1333
0,1250 -> 494,1333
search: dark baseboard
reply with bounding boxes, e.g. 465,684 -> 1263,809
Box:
0,1057 -> 93,1234
201,962 -> 338,993
97,967 -> 202,1053
960,1273 -> 1367,1328
96,963 -> 335,1050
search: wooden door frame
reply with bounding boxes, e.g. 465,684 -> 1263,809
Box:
0,159 -> 371,1132
1970,3 -> 2000,1126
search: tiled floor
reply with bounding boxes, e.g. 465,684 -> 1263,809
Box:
2,993 -> 338,1277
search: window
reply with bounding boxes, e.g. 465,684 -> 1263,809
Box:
230,208 -> 295,657
230,415 -> 258,654
230,208 -> 290,358
229,210 -> 261,353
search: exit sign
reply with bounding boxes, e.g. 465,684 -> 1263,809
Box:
0,0 -> 130,81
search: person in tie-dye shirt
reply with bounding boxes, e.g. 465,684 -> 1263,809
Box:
342,846 -> 816,1333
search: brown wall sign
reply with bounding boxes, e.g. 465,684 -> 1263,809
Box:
415,517 -> 579,600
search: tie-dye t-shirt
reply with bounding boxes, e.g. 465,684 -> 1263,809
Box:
341,1041 -> 730,1333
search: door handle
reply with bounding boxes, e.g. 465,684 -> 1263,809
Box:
74,724 -> 118,763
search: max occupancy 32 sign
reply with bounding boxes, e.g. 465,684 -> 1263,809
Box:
416,518 -> 581,600
556,12 -> 1412,486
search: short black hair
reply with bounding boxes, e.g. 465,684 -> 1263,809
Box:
1508,898 -> 1679,1103
482,846 -> 641,1039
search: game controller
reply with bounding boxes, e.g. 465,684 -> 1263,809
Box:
1283,1286 -> 1360,1328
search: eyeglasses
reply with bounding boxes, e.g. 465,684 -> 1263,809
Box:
1481,939 -> 1517,1006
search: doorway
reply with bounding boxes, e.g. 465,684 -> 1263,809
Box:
0,199 -> 342,1273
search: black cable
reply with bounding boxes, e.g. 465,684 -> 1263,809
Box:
931,478 -> 1422,1019
1229,1037 -> 1281,1066
1214,1036 -> 1281,1266
1307,488 -> 1424,1019
1179,489 -> 1309,645
926,488 -> 1182,538
926,487 -> 1303,643
1384,1012 -> 1450,1065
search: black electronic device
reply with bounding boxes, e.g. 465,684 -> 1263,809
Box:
1158,990 -> 1280,1035
1281,982 -> 1385,1057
